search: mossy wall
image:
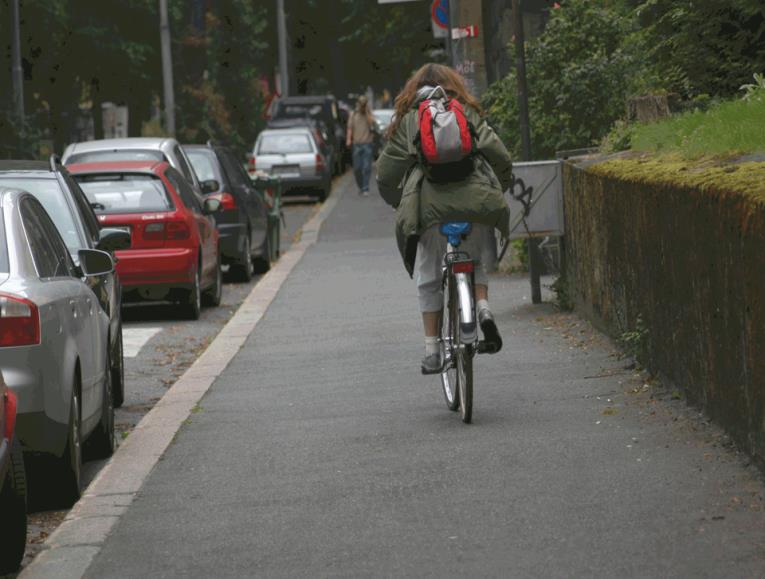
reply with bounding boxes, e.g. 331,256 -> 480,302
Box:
563,158 -> 765,463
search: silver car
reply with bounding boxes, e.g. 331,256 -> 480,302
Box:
62,137 -> 207,195
0,188 -> 116,506
252,128 -> 331,202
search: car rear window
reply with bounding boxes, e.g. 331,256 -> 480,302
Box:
278,104 -> 323,118
0,177 -> 82,253
184,149 -> 220,183
67,149 -> 165,164
259,134 -> 313,154
76,174 -> 174,214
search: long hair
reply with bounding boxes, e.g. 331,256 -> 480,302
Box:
388,63 -> 482,137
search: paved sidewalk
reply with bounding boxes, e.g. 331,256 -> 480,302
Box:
84,178 -> 765,578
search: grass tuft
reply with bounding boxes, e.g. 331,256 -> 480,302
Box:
630,95 -> 765,159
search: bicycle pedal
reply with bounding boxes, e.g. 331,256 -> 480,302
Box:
477,340 -> 499,355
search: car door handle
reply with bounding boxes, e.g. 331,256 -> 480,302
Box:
69,299 -> 79,318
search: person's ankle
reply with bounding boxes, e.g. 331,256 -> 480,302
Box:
424,336 -> 439,356
477,299 -> 490,313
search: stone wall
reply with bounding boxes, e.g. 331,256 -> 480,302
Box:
562,157 -> 765,464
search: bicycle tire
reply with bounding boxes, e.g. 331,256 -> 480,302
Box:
440,275 -> 460,411
456,343 -> 473,423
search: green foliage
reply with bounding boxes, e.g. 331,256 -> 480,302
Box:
629,90 -> 765,157
635,0 -> 765,100
483,1 -> 651,159
620,314 -> 649,361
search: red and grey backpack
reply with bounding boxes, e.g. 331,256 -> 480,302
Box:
414,85 -> 477,183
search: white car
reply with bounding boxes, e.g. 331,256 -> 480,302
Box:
251,128 -> 331,202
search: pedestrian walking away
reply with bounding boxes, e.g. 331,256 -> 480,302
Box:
376,63 -> 514,375
346,95 -> 376,196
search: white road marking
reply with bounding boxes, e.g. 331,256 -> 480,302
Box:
122,327 -> 162,357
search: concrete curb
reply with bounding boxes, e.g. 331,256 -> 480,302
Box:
20,175 -> 351,579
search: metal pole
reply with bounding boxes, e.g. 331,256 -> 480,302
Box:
446,0 -> 454,67
11,0 -> 25,123
277,0 -> 289,96
512,0 -> 541,304
159,0 -> 176,136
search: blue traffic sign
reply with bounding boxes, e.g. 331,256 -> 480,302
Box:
431,0 -> 449,29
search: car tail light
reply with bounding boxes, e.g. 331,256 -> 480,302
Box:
209,192 -> 237,211
316,154 -> 325,174
3,389 -> 17,440
166,221 -> 190,240
0,293 -> 41,347
144,222 -> 165,241
248,156 -> 256,173
452,261 -> 474,274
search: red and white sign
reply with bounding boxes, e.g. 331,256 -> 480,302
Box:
451,24 -> 478,39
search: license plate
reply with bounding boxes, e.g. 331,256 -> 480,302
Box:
273,165 -> 300,177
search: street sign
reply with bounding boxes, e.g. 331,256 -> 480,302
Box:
505,160 -> 564,240
431,0 -> 448,38
451,24 -> 479,39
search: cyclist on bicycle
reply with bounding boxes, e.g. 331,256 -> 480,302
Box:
376,63 -> 513,374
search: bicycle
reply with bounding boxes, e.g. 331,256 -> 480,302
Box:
438,221 -> 479,423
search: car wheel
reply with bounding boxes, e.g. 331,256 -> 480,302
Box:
0,438 -> 27,575
231,234 -> 254,282
203,252 -> 222,307
111,325 -> 125,408
87,350 -> 115,460
184,268 -> 202,320
50,387 -> 82,507
253,235 -> 271,274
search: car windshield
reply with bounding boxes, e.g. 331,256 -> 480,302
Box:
259,134 -> 313,155
279,104 -> 323,118
76,174 -> 174,214
0,177 -> 82,253
67,149 -> 165,164
184,149 -> 218,183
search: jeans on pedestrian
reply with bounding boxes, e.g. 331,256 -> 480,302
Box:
352,143 -> 374,192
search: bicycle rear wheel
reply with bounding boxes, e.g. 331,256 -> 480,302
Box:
456,341 -> 473,424
440,275 -> 460,411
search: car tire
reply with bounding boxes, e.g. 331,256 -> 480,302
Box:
317,186 -> 328,203
253,235 -> 271,274
50,387 -> 82,508
231,234 -> 254,282
111,325 -> 125,408
203,253 -> 222,307
87,350 -> 115,460
0,438 -> 27,575
183,268 -> 202,320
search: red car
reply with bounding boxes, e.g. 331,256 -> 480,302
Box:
69,161 -> 222,319
0,377 -> 26,574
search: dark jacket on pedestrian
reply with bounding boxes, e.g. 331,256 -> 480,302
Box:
376,105 -> 513,277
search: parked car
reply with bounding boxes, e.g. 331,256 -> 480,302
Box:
264,116 -> 337,178
0,188 -> 116,506
184,143 -> 272,281
271,95 -> 347,174
0,378 -> 26,574
373,108 -> 395,134
69,161 -> 222,319
0,159 -> 130,407
251,128 -> 331,202
62,137 -> 209,196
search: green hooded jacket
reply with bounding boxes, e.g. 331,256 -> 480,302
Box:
376,106 -> 513,277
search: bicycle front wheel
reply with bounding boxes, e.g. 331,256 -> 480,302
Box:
440,275 -> 460,412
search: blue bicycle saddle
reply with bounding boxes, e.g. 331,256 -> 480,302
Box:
440,222 -> 472,247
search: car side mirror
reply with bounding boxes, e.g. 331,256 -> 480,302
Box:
202,197 -> 221,215
97,228 -> 131,252
78,249 -> 115,277
201,179 -> 220,194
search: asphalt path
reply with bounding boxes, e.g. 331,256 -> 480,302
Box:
81,177 -> 765,577
20,195 -> 319,570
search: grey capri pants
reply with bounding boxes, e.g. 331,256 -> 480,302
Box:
414,223 -> 497,313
